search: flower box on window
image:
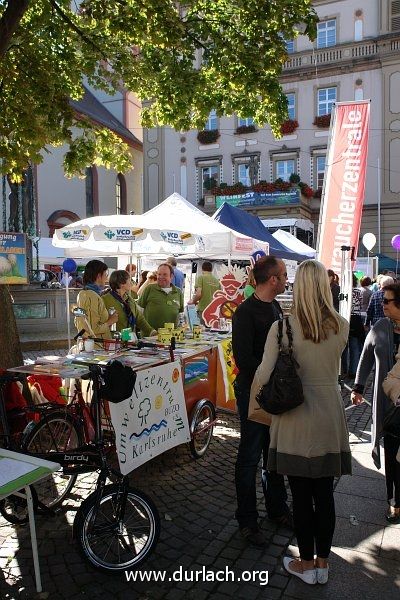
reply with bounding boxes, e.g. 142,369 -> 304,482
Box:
235,124 -> 257,135
214,182 -> 247,196
313,114 -> 331,128
197,129 -> 220,144
280,119 -> 298,135
299,182 -> 314,198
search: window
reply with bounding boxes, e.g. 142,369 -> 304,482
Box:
391,0 -> 400,31
85,167 -> 94,217
286,93 -> 296,120
316,156 -> 326,189
317,19 -> 336,48
317,87 -> 336,116
354,19 -> 363,41
115,174 -> 127,214
237,164 -> 251,187
285,39 -> 294,54
233,154 -> 259,187
237,116 -> 254,127
205,109 -> 218,130
275,159 -> 295,182
354,87 -> 363,101
200,165 -> 219,197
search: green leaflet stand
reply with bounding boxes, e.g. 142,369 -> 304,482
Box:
0,448 -> 61,593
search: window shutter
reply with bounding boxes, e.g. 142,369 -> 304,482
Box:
392,0 -> 400,31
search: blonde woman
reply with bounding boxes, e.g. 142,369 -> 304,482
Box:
250,260 -> 351,585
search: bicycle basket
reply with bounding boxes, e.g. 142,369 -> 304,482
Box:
101,361 -> 136,404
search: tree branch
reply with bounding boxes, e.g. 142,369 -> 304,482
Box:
0,0 -> 30,59
48,0 -> 109,61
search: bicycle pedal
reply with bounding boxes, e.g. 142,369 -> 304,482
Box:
36,501 -> 56,517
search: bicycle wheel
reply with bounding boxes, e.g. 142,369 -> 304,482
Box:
0,486 -> 38,525
189,399 -> 216,459
74,484 -> 160,573
21,410 -> 82,509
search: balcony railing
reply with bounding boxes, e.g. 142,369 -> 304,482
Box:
283,34 -> 400,71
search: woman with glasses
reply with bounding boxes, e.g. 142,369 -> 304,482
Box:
74,260 -> 118,339
351,282 -> 400,522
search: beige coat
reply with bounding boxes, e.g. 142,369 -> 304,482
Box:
382,352 -> 400,404
250,314 -> 351,478
75,289 -> 112,339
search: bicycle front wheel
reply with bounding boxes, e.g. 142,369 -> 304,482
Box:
74,484 -> 160,573
21,410 -> 82,509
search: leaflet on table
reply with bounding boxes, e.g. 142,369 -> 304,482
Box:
0,457 -> 38,487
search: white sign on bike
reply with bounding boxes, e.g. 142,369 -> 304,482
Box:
109,361 -> 190,474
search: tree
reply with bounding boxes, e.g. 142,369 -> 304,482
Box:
0,0 -> 317,369
0,0 -> 317,179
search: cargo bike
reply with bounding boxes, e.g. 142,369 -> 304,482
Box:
1,331 -> 218,572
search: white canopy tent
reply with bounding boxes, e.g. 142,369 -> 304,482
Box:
52,193 -> 269,259
272,229 -> 316,259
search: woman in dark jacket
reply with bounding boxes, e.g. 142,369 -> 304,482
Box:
351,282 -> 400,522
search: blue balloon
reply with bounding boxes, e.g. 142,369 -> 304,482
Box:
250,250 -> 267,266
63,258 -> 77,273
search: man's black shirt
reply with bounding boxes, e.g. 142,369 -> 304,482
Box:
232,294 -> 282,389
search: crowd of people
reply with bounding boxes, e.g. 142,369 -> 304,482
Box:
74,255 -> 400,586
74,257 -> 221,339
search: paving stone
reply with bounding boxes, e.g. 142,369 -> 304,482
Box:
268,573 -> 289,589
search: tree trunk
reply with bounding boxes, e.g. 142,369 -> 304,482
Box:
0,285 -> 23,369
0,0 -> 30,59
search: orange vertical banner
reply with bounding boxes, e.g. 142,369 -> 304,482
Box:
317,101 -> 371,277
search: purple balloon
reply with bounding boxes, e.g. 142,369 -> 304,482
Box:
391,235 -> 400,251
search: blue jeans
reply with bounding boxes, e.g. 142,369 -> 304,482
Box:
234,381 -> 289,528
342,336 -> 364,375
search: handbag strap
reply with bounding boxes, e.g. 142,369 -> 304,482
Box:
277,318 -> 284,351
285,317 -> 294,355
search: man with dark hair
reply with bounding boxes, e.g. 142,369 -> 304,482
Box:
167,256 -> 185,290
232,255 -> 292,546
189,261 -> 221,322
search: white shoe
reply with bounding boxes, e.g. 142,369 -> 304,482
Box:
283,557 -> 317,585
317,566 -> 329,584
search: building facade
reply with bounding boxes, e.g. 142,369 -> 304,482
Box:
1,87 -> 143,251
143,0 -> 400,258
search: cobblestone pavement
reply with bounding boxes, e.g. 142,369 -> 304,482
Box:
0,354 -> 398,600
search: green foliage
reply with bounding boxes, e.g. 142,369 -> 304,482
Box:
0,0 -> 317,179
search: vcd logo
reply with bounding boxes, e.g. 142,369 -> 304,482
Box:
116,229 -> 131,235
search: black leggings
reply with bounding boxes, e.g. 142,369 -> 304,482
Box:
288,475 -> 335,561
384,434 -> 400,508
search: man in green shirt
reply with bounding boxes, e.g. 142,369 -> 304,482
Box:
190,261 -> 221,322
138,263 -> 184,330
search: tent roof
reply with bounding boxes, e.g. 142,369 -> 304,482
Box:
52,193 -> 270,259
261,217 -> 314,233
272,229 -> 316,258
137,193 -> 236,236
213,202 -> 309,261
375,253 -> 399,272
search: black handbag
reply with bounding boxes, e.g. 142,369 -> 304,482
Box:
382,404 -> 400,439
256,317 -> 304,415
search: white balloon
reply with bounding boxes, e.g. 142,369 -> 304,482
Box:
362,232 -> 376,251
